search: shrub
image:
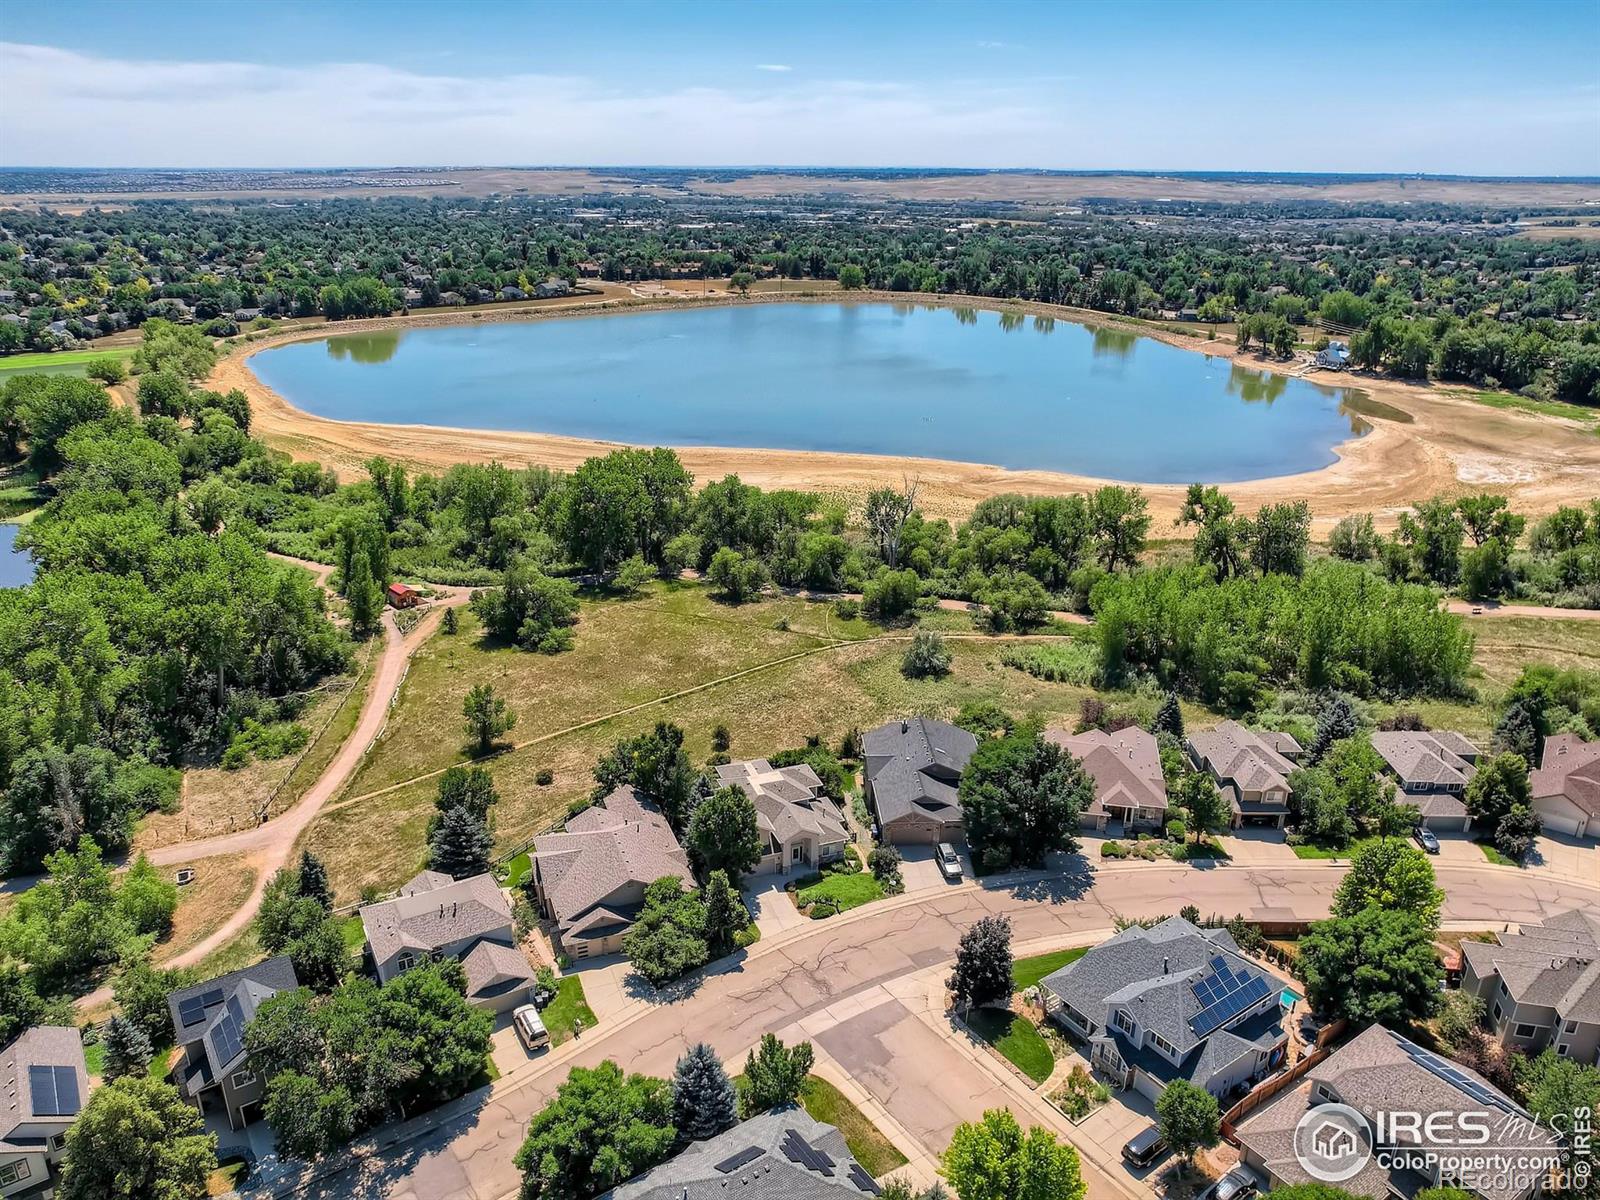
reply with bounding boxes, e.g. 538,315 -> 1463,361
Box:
535,768 -> 554,786
833,598 -> 860,619
901,631 -> 952,678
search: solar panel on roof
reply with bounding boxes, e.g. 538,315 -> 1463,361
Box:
201,987 -> 225,1006
28,1065 -> 61,1116
714,1145 -> 764,1174
780,1128 -> 836,1175
849,1164 -> 883,1195
1189,962 -> 1272,1037
52,1065 -> 80,1115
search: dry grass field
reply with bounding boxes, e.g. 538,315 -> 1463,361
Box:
153,852 -> 260,966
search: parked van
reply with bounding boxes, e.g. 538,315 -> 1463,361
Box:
513,1004 -> 549,1051
1122,1124 -> 1168,1168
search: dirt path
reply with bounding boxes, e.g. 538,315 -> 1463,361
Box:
1444,599 -> 1600,621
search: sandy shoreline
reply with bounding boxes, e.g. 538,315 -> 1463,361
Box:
218,289 -> 1600,529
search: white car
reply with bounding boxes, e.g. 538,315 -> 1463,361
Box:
937,842 -> 963,880
512,1003 -> 549,1051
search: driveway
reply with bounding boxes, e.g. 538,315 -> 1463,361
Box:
744,874 -> 808,938
898,843 -> 972,893
1529,832 -> 1600,883
1218,828 -> 1298,867
566,953 -> 634,1023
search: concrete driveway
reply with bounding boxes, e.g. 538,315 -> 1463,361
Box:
1218,827 -> 1298,866
898,843 -> 972,893
744,873 -> 808,938
1529,832 -> 1600,883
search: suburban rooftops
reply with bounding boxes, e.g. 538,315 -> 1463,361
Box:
360,870 -> 513,968
863,717 -> 978,827
1371,730 -> 1478,790
0,1026 -> 88,1149
1044,726 -> 1168,818
716,759 -> 849,848
166,955 -> 298,1049
1532,733 -> 1600,819
1460,908 -> 1600,1024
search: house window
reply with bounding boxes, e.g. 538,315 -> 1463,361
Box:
1558,1043 -> 1572,1057
396,952 -> 419,973
231,1070 -> 257,1089
1565,1021 -> 1579,1034
792,845 -> 803,863
1513,1023 -> 1539,1039
1150,1033 -> 1177,1058
1113,1009 -> 1136,1036
0,1160 -> 30,1186
50,1133 -> 67,1151
1493,1002 -> 1503,1022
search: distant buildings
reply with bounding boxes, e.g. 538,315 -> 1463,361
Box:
715,759 -> 850,875
0,1026 -> 88,1198
863,717 -> 977,845
1315,340 -> 1351,370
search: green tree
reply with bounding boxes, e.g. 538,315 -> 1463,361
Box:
262,1069 -> 358,1159
58,1075 -> 217,1200
593,722 -> 695,827
863,567 -> 920,619
1331,840 -> 1443,929
943,1109 -> 1085,1200
958,731 -> 1090,873
463,683 -> 517,755
902,630 -> 952,678
947,915 -> 1013,1010
1090,485 -> 1150,571
1153,691 -> 1185,738
672,1042 -> 737,1142
297,850 -> 333,911
706,546 -> 768,602
135,370 -> 190,419
102,1013 -> 154,1081
1521,1049 -> 1600,1189
739,1033 -> 815,1116
700,869 -> 749,958
429,803 -> 494,878
686,785 -> 763,881
472,559 -> 579,652
1157,1079 -> 1222,1168
612,554 -> 655,597
622,877 -> 708,986
1300,908 -> 1442,1025
1178,772 -> 1228,845
113,957 -> 193,1043
345,550 -> 384,637
837,263 -> 866,289
729,271 -> 754,295
513,1060 -> 675,1200
1464,752 -> 1539,860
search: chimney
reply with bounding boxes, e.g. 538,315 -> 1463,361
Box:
901,719 -> 909,734
1164,956 -> 1170,973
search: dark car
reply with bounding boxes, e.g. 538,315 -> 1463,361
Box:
1199,1169 -> 1260,1200
1413,826 -> 1441,854
1122,1124 -> 1169,1169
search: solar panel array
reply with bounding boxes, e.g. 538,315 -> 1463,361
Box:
1188,954 -> 1273,1037
713,1145 -> 764,1174
176,986 -> 226,1028
1398,1036 -> 1521,1116
210,993 -> 247,1067
849,1163 -> 884,1195
780,1128 -> 836,1176
27,1064 -> 81,1117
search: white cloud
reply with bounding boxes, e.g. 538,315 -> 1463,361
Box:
755,63 -> 792,72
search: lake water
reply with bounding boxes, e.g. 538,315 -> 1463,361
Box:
251,302 -> 1378,483
0,524 -> 33,587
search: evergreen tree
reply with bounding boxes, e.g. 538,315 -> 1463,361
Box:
739,1034 -> 814,1116
296,850 -> 333,911
701,869 -> 748,958
102,1014 -> 153,1081
441,606 -> 458,635
346,550 -> 384,638
429,803 -> 494,879
1309,695 -> 1359,763
672,1042 -> 737,1142
948,915 -> 1013,1010
1152,692 -> 1184,738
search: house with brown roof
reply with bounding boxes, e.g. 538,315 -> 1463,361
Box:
1460,908 -> 1600,1065
529,786 -> 692,959
715,759 -> 850,875
0,1027 -> 88,1199
863,718 -> 978,845
1187,721 -> 1299,829
358,870 -> 537,1013
1371,730 -> 1479,832
1235,1024 -> 1559,1200
1530,733 -> 1600,839
1044,726 -> 1169,833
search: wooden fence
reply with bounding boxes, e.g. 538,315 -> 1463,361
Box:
1221,1018 -> 1348,1144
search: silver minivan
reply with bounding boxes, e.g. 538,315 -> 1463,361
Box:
513,1003 -> 549,1051
937,842 -> 963,880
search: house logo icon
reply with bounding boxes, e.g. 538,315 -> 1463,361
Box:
1293,1104 -> 1373,1183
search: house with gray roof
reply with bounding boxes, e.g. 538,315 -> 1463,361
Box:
359,870 -> 536,1012
1045,726 -> 1169,833
1039,916 -> 1288,1102
530,786 -> 692,959
599,1105 -> 882,1199
167,956 -> 297,1131
716,759 -> 850,875
1460,908 -> 1600,1066
1235,1024 -> 1559,1200
1371,730 -> 1478,831
1529,733 -> 1600,839
1187,722 -> 1298,829
863,718 -> 977,845
0,1026 -> 88,1199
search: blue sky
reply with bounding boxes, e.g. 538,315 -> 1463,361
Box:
2,0 -> 1597,174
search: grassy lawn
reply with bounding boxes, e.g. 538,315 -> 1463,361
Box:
85,1038 -> 174,1081
796,871 -> 883,917
1291,837 -> 1380,861
965,1007 -> 1055,1084
338,914 -> 367,951
1013,946 -> 1088,992
1446,387 -> 1600,428
207,1158 -> 250,1197
541,976 -> 597,1046
0,345 -> 137,380
1477,840 -> 1520,867
153,852 -> 260,966
797,1075 -> 907,1178
497,852 -> 532,889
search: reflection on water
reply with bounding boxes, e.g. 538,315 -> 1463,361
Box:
998,310 -> 1026,332
951,307 -> 978,325
1339,390 -> 1414,428
1033,316 -> 1056,335
326,331 -> 402,364
0,524 -> 33,588
1227,364 -> 1290,405
1091,327 -> 1138,359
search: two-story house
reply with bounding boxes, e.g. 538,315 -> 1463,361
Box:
529,785 -> 692,960
1187,722 -> 1299,830
1370,730 -> 1478,832
359,870 -> 538,1012
1039,917 -> 1288,1102
863,718 -> 978,845
166,957 -> 298,1131
1529,733 -> 1600,839
1459,908 -> 1600,1065
0,1027 -> 88,1199
1045,725 -> 1169,834
1236,1024 -> 1559,1200
715,759 -> 850,875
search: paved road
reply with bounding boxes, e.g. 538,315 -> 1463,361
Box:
267,861 -> 1600,1200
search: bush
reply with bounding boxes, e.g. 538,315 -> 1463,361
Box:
901,631 -> 952,678
1166,819 -> 1187,842
1000,640 -> 1097,685
833,597 -> 860,619
85,357 -> 129,385
535,768 -> 554,786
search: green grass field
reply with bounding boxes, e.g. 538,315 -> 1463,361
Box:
965,1008 -> 1055,1084
541,976 -> 597,1046
796,871 -> 884,917
0,345 -> 136,381
1012,946 -> 1088,992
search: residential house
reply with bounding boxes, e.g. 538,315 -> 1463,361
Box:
167,956 -> 298,1130
1370,730 -> 1478,832
1039,917 -> 1288,1102
529,786 -> 692,959
535,278 -> 573,298
1315,340 -> 1351,370
1044,726 -> 1169,833
863,717 -> 978,845
1235,1024 -> 1559,1200
386,581 -> 419,609
359,871 -> 537,1012
1529,733 -> 1600,838
0,1027 -> 88,1199
1188,722 -> 1299,829
1460,908 -> 1600,1065
715,759 -> 850,875
598,1106 -> 882,1199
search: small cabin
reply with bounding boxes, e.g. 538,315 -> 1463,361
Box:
386,582 -> 419,609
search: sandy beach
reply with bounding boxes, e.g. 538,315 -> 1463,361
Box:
217,289 -> 1600,530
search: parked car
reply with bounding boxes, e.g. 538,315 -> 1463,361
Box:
1199,1169 -> 1260,1200
1413,826 -> 1441,854
1122,1124 -> 1169,1168
512,1003 -> 549,1051
936,842 -> 963,880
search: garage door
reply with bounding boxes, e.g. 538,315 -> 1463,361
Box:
1423,815 -> 1469,833
1132,1070 -> 1165,1103
1541,811 -> 1583,837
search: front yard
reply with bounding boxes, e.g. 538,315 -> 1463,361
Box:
964,1006 -> 1055,1084
1013,946 -> 1088,992
794,870 -> 884,918
797,1075 -> 908,1178
541,975 -> 597,1046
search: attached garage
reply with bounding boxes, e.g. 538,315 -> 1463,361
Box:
1534,800 -> 1587,838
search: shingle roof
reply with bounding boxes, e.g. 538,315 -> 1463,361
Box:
1188,722 -> 1295,797
360,873 -> 512,968
599,1106 -> 880,1199
166,955 -> 298,1045
1371,731 -> 1477,790
1460,908 -> 1600,1025
717,760 -> 850,848
1045,726 -> 1168,817
460,940 -> 538,1001
1531,733 -> 1600,818
0,1026 -> 88,1146
863,718 -> 977,829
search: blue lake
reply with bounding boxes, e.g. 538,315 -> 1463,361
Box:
0,524 -> 33,588
251,302 -> 1382,483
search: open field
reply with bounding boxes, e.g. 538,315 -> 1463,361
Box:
154,852 -> 260,966
220,291 -> 1600,531
0,344 -> 135,381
